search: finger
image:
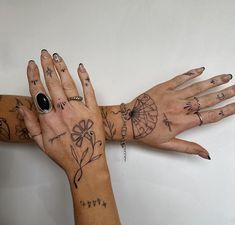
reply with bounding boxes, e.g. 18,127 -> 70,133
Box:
77,63 -> 98,109
27,60 -> 55,116
40,50 -> 68,106
191,102 -> 235,126
52,53 -> 80,98
18,106 -> 44,151
164,67 -> 205,90
178,73 -> 233,98
197,84 -> 235,109
157,138 -> 211,160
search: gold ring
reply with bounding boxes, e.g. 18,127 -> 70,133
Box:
67,96 -> 83,102
194,112 -> 203,126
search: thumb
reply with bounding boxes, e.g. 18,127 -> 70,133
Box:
156,138 -> 211,160
18,106 -> 44,151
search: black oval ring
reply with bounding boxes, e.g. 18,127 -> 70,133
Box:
34,92 -> 53,114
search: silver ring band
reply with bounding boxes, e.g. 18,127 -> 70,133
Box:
67,96 -> 83,102
34,92 -> 53,114
194,112 -> 203,126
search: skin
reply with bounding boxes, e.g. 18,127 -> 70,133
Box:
18,50 -> 121,225
1,55 -> 235,160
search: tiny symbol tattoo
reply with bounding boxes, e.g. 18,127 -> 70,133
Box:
56,100 -> 67,110
31,79 -> 39,85
219,110 -> 225,117
80,198 -> 107,209
163,113 -> 172,132
210,79 -> 216,85
184,101 -> 193,114
183,71 -> 195,76
61,68 -> 66,73
217,93 -> 225,101
46,67 -> 53,77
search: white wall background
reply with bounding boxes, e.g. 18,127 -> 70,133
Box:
0,0 -> 235,224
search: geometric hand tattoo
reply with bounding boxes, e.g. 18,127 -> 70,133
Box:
71,119 -> 102,188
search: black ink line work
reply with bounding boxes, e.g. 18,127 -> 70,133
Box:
49,132 -> 67,144
217,93 -> 225,101
61,68 -> 66,73
163,113 -> 172,132
101,107 -> 116,140
46,67 -> 53,77
0,117 -> 10,140
31,79 -> 39,85
111,93 -> 158,139
71,119 -> 102,188
129,94 -> 158,139
56,100 -> 67,110
183,71 -> 195,76
80,198 -> 107,209
184,101 -> 193,114
219,110 -> 225,117
210,79 -> 216,85
85,77 -> 90,86
15,125 -> 29,140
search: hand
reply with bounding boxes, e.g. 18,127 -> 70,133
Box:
19,50 -> 106,187
125,67 -> 234,159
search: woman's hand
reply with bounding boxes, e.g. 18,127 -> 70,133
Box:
122,67 -> 235,159
19,50 -> 106,186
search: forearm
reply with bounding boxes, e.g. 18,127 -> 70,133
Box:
0,95 -> 133,143
67,159 -> 121,225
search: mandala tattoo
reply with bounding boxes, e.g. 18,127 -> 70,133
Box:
101,107 -> 116,140
71,119 -> 102,188
163,113 -> 172,132
124,94 -> 157,139
0,118 -> 10,140
46,67 -> 53,77
80,198 -> 107,209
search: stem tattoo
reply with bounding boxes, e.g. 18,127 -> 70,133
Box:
101,107 -> 116,140
70,119 -> 102,188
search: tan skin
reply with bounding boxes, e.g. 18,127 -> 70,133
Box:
19,50 -> 121,225
1,54 -> 235,160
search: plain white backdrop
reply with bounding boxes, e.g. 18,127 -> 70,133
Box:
1,0 -> 235,224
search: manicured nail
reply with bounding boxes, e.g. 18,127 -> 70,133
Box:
208,155 -> 211,160
28,60 -> 35,66
201,67 -> 205,71
229,74 -> 233,79
79,63 -> 86,73
53,53 -> 62,63
41,49 -> 49,58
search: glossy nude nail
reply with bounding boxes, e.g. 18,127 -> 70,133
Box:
41,49 -> 49,59
53,53 -> 62,63
79,63 -> 86,73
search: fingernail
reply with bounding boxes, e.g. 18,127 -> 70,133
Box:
201,67 -> 205,71
53,53 -> 62,63
41,49 -> 49,58
229,74 -> 233,79
28,60 -> 35,67
208,155 -> 211,160
79,63 -> 86,73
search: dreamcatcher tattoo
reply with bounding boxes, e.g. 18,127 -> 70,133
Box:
129,93 -> 158,139
0,117 -> 10,140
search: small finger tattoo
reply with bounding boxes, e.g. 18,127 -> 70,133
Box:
210,79 -> 216,85
184,102 -> 193,114
46,67 -> 53,77
85,77 -> 90,86
163,113 -> 172,132
217,93 -> 225,100
219,110 -> 225,117
61,68 -> 66,73
56,99 -> 67,110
